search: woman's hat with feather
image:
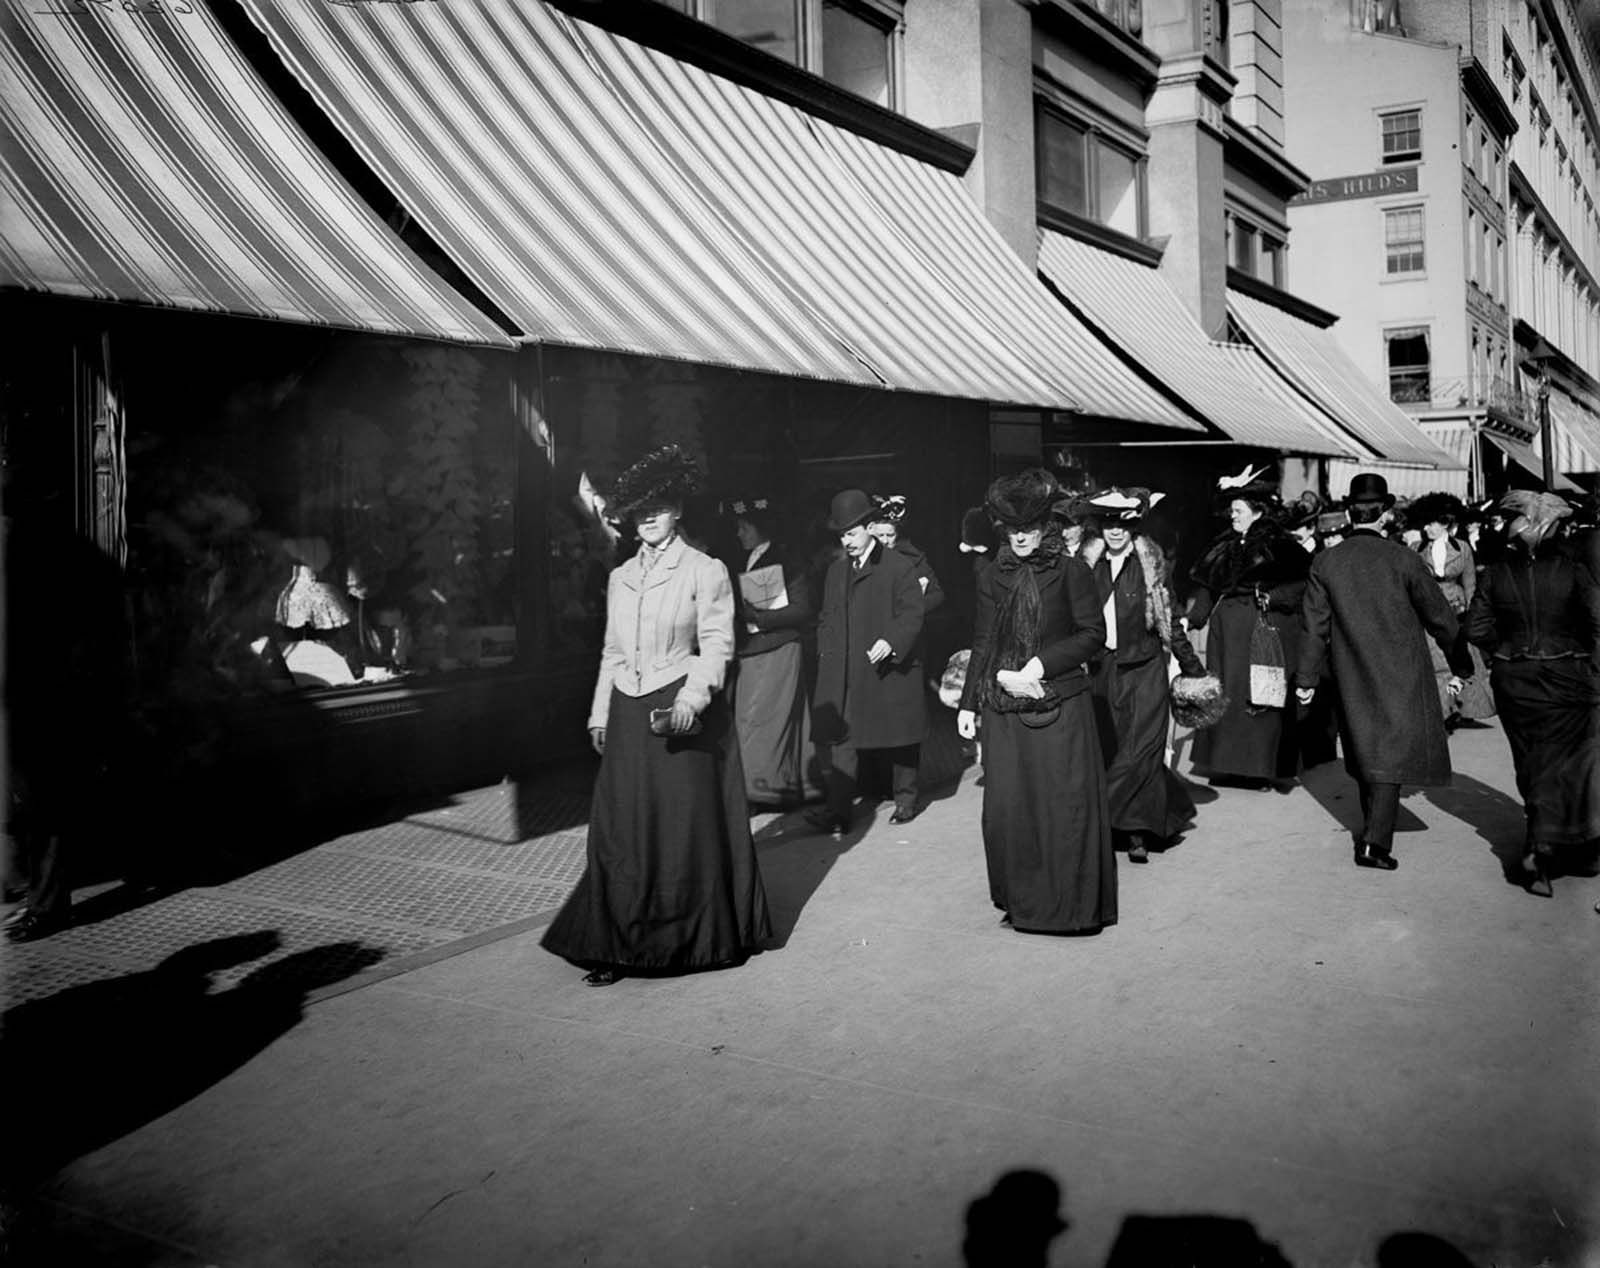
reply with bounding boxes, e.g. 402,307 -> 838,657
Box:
605,445 -> 703,522
984,468 -> 1061,528
1212,463 -> 1281,511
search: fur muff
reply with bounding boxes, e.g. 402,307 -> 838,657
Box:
1170,672 -> 1228,729
938,648 -> 970,708
606,445 -> 703,521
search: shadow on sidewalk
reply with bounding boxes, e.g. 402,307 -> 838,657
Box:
1417,772 -> 1529,879
1299,763 -> 1429,838
0,932 -> 384,1201
962,1167 -> 1483,1268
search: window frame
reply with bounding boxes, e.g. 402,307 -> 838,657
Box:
1384,325 -> 1432,404
1382,203 -> 1427,277
1034,96 -> 1149,241
1380,107 -> 1423,166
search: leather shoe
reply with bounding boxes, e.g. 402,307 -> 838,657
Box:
5,909 -> 69,942
582,967 -> 621,987
1353,844 -> 1398,871
888,805 -> 920,825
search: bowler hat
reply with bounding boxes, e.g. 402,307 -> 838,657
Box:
1343,473 -> 1396,510
826,488 -> 878,534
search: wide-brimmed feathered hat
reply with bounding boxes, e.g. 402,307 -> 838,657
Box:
1283,491 -> 1324,531
1088,486 -> 1163,523
606,445 -> 703,521
959,506 -> 998,556
1213,463 -> 1280,510
868,493 -> 908,524
985,469 -> 1061,528
1406,492 -> 1466,528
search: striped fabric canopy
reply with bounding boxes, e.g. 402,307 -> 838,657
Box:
1037,231 -> 1363,454
0,1 -> 509,345
1541,391 -> 1600,475
239,0 -> 1192,416
1228,290 -> 1458,469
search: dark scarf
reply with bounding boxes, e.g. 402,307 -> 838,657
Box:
970,531 -> 1064,714
1190,518 -> 1302,596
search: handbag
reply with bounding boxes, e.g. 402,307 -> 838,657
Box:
1247,608 -> 1287,711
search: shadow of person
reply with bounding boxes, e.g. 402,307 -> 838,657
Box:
1375,1231 -> 1480,1266
1299,763 -> 1428,837
963,1169 -> 1070,1268
754,805 -> 879,949
1417,772 -> 1531,881
1102,1213 -> 1293,1267
0,933 -> 385,1198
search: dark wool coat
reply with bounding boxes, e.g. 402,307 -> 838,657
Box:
814,540 -> 926,749
891,538 -> 945,616
960,547 -> 1105,713
1297,529 -> 1472,786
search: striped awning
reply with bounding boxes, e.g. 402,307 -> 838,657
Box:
238,0 -> 1186,416
0,2 -> 509,346
1484,429 -> 1582,491
1036,232 -> 1360,453
1539,392 -> 1600,475
1228,290 -> 1459,468
1327,421 -> 1471,499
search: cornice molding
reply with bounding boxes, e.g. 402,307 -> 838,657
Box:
1223,117 -> 1312,199
543,0 -> 976,175
1226,267 -> 1339,328
1030,1 -> 1162,91
1459,55 -> 1519,140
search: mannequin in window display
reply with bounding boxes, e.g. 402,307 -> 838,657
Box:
274,536 -> 358,687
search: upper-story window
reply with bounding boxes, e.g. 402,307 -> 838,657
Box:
665,0 -> 903,109
1225,211 -> 1287,287
1381,108 -> 1422,164
1384,204 -> 1426,275
1036,101 -> 1146,239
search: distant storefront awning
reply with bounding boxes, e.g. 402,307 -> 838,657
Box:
1036,232 -> 1360,454
1485,429 -> 1583,491
1327,420 -> 1471,499
0,3 -> 510,346
238,0 -> 1190,419
1539,392 -> 1600,475
1228,290 -> 1460,468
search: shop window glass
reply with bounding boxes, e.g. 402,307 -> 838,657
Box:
1096,143 -> 1141,237
125,332 -> 517,699
1037,109 -> 1090,218
707,0 -> 800,64
1384,205 -> 1425,274
1381,109 -> 1422,164
1386,327 -> 1431,402
820,1 -> 892,107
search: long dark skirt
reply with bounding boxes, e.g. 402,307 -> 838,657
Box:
1430,638 -> 1496,720
542,680 -> 772,971
732,640 -> 820,807
1093,655 -> 1196,841
981,694 -> 1115,933
1491,658 -> 1600,847
1191,595 -> 1302,780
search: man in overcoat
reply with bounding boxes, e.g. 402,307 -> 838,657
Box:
808,489 -> 927,833
1295,474 -> 1475,870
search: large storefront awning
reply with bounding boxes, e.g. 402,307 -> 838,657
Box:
1228,290 -> 1460,469
1485,429 -> 1582,491
1036,232 -> 1360,454
0,3 -> 510,346
238,0 -> 1190,418
1539,391 -> 1600,475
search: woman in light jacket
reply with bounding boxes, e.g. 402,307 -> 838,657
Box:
1409,492 -> 1495,727
542,447 -> 771,985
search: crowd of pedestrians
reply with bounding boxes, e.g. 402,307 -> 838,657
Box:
527,445 -> 1600,986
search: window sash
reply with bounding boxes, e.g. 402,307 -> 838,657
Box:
1381,110 -> 1422,162
1384,206 -> 1425,274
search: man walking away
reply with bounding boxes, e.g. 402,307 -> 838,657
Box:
1294,474 -> 1475,870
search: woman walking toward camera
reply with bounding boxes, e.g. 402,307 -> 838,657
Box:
1464,490 -> 1600,895
957,470 -> 1114,934
542,447 -> 771,985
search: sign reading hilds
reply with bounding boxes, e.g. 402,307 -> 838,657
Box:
1291,167 -> 1419,206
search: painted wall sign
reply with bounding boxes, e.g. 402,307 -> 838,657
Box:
1291,166 -> 1419,205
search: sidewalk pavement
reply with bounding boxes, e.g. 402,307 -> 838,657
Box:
6,721 -> 1598,1268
